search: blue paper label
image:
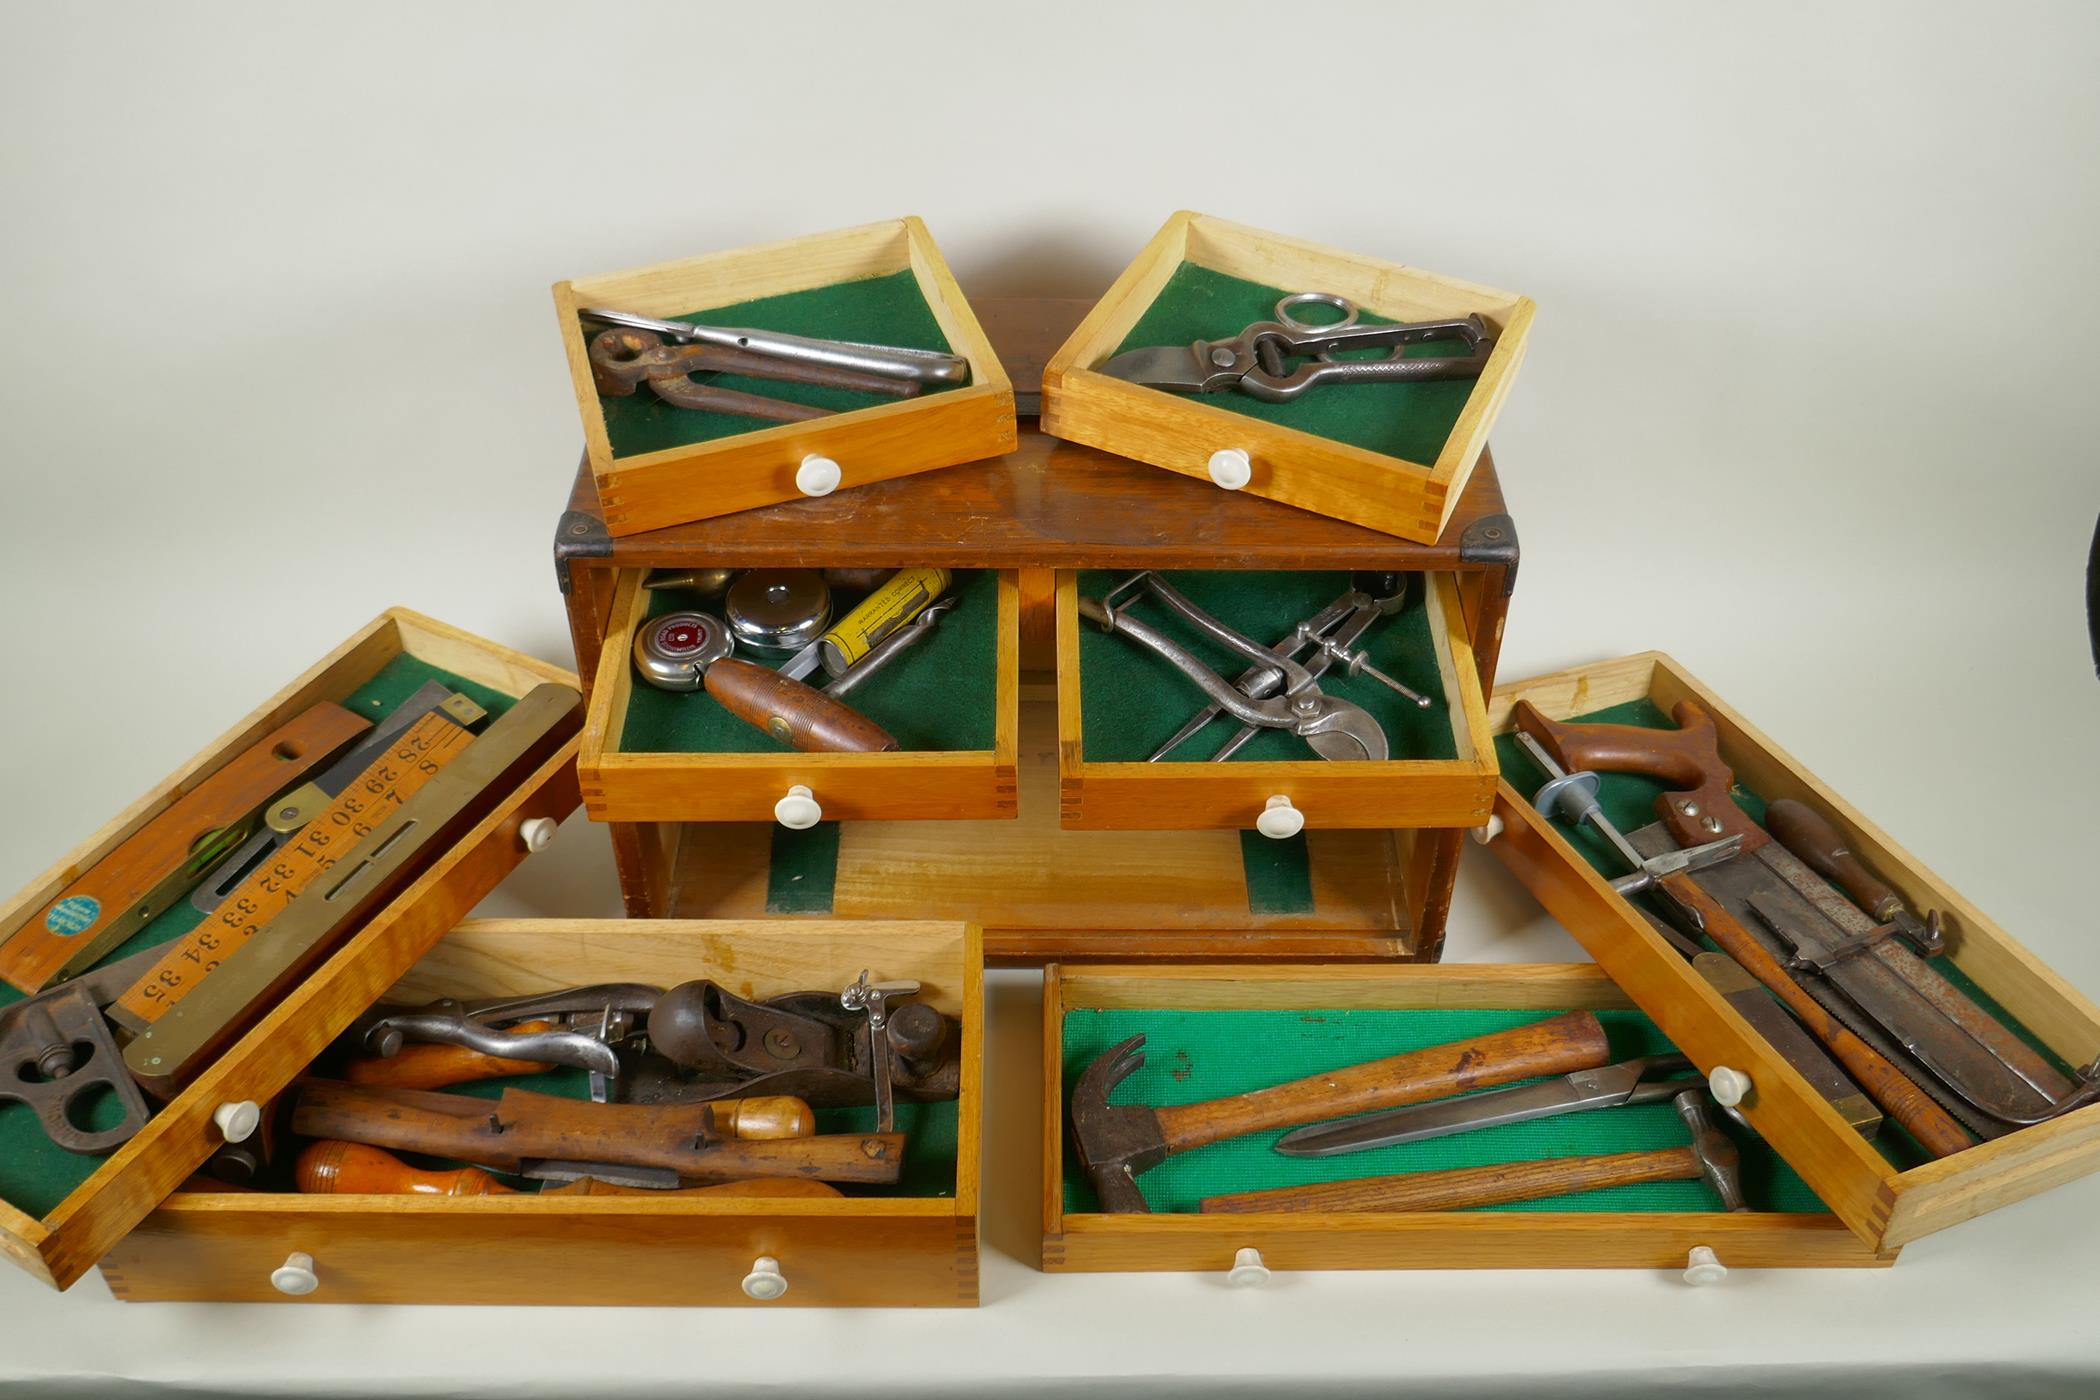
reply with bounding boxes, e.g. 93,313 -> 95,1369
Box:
44,895 -> 101,936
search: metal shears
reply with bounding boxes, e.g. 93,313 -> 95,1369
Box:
1099,292 -> 1495,403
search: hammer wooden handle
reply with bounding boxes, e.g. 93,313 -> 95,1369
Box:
1152,1011 -> 1612,1155
704,657 -> 900,753
1199,1148 -> 1704,1214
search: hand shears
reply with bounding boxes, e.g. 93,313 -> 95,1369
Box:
1099,292 -> 1494,403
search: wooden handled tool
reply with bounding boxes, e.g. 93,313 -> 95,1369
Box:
703,657 -> 900,753
1069,1011 -> 1613,1212
1200,1148 -> 1715,1214
343,1019 -> 570,1090
292,1082 -> 903,1185
1,701 -> 371,993
1513,699 -> 1766,855
295,1141 -> 844,1197
1765,800 -> 1906,922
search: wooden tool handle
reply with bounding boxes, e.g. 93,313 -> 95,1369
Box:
295,1140 -> 514,1196
342,1020 -> 565,1090
1662,873 -> 1973,1157
704,657 -> 900,753
1513,699 -> 1765,854
1766,799 -> 1902,922
709,1096 -> 817,1140
1199,1148 -> 1701,1214
1152,1010 -> 1612,1155
541,1177 -> 843,1199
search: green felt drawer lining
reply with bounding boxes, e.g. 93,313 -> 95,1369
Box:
1059,1007 -> 1829,1216
597,269 -> 962,460
619,570 -> 1001,756
0,655 -> 520,1219
1108,263 -> 1475,463
1076,570 -> 1457,764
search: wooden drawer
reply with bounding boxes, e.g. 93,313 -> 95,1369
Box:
579,568 -> 1020,825
1040,211 -> 1533,544
553,217 -> 1016,539
100,919 -> 984,1307
1479,652 -> 2100,1253
0,611 -> 583,1291
1054,570 -> 1496,831
1042,962 -> 1888,1274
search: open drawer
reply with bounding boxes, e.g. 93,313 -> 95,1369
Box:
98,918 -> 984,1307
1054,569 -> 1495,831
1043,962 -> 1888,1275
580,568 -> 1019,825
1479,651 -> 2100,1253
0,610 -> 582,1291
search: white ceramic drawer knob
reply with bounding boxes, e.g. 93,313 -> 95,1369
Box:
1683,1245 -> 1728,1286
797,454 -> 842,497
1471,813 -> 1506,845
1207,448 -> 1252,490
1256,795 -> 1304,840
775,785 -> 822,829
742,1255 -> 788,1300
213,1100 -> 261,1143
1707,1066 -> 1752,1108
271,1251 -> 319,1296
518,816 -> 558,854
1227,1247 -> 1270,1286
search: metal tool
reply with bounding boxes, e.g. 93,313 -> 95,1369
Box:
581,306 -> 970,387
1275,1053 -> 1699,1156
841,970 -> 921,1132
1768,800 -> 1945,957
1512,729 -> 1742,903
632,611 -> 735,691
0,969 -> 155,1153
725,570 -> 832,653
1691,952 -> 1883,1136
1099,294 -> 1493,403
644,567 -> 738,601
349,983 -> 661,1104
1069,1012 -> 1611,1213
826,597 -> 954,699
777,567 -> 948,682
590,328 -> 834,422
1082,572 -> 1389,762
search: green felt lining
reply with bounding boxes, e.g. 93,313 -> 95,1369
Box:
596,270 -> 961,459
0,655 -> 520,1220
1108,264 -> 1476,463
619,570 -> 1000,755
1077,571 -> 1455,763
1492,698 -> 2070,1171
1059,1008 -> 1828,1215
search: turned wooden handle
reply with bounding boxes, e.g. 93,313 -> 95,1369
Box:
1151,1010 -> 1612,1155
1200,1148 -> 1702,1214
704,657 -> 900,753
708,1096 -> 816,1140
342,1020 -> 566,1091
1766,799 -> 1901,923
542,1177 -> 843,1198
1663,873 -> 1972,1157
1513,698 -> 1764,853
295,1140 -> 514,1197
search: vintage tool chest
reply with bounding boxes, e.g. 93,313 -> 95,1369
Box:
555,296 -> 1520,967
98,918 -> 983,1307
0,610 -> 582,1292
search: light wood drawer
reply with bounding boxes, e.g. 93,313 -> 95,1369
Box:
100,919 -> 984,1308
1480,651 -> 2100,1254
1043,962 -> 1891,1275
0,611 -> 582,1291
1054,569 -> 1496,831
580,569 -> 1020,825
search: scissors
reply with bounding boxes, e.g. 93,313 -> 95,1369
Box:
1098,292 -> 1495,403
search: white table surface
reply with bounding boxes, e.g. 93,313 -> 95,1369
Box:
3,2 -> 2098,1393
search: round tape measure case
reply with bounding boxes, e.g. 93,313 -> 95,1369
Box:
634,612 -> 734,691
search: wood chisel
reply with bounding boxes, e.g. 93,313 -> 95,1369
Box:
121,682 -> 583,1096
1,702 -> 372,993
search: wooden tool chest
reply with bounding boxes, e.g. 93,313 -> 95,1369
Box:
553,297 -> 1521,967
0,610 -> 582,1292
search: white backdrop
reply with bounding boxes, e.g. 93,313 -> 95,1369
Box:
1,4 -> 2096,1396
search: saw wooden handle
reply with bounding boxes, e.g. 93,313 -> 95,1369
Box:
1513,698 -> 1764,854
296,1140 -> 513,1196
704,657 -> 899,753
1765,799 -> 1903,923
1199,1148 -> 1703,1214
1663,873 -> 1973,1157
1151,1010 -> 1612,1155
